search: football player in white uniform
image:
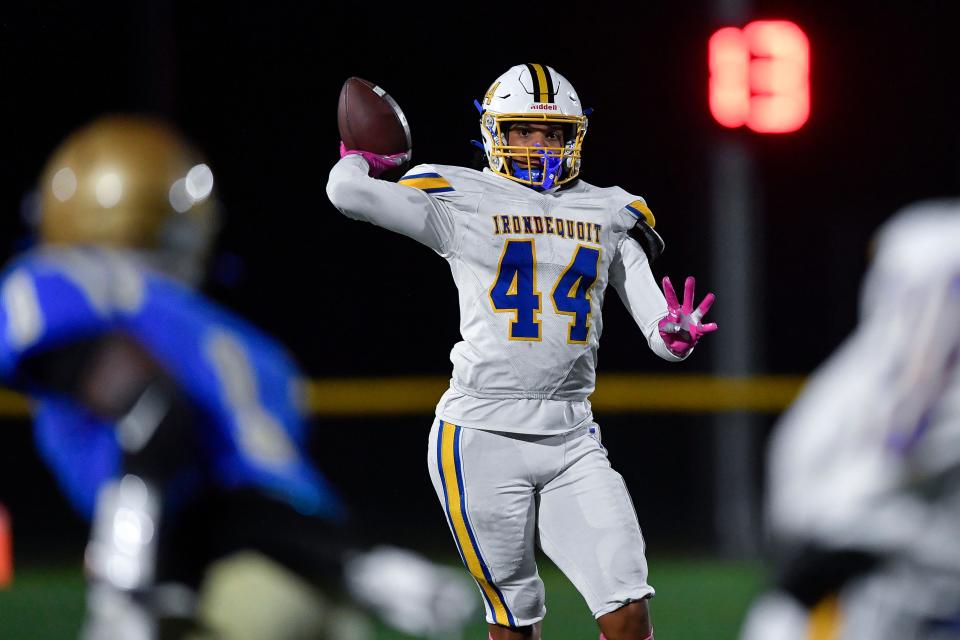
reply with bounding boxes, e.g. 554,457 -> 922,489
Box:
739,201 -> 960,640
327,63 -> 717,640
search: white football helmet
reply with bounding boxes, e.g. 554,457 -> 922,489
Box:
478,63 -> 587,189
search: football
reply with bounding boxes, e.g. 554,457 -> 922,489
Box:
337,77 -> 412,157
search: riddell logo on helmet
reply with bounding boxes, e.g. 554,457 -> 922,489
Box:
528,103 -> 559,111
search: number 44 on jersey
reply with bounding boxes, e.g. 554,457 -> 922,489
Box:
489,239 -> 600,344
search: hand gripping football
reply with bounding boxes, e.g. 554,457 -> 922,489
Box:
337,77 -> 412,158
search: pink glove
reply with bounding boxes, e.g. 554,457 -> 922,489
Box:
658,276 -> 717,356
340,141 -> 410,178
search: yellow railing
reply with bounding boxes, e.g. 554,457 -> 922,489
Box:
0,375 -> 806,418
0,389 -> 29,416
304,374 -> 806,416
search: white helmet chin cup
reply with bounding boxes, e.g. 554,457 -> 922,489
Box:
478,63 -> 587,188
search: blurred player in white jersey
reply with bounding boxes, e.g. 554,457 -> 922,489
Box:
739,201 -> 960,640
327,63 -> 717,640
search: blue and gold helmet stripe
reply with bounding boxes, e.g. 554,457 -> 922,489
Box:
437,421 -> 516,627
525,63 -> 554,103
399,172 -> 455,194
625,200 -> 656,228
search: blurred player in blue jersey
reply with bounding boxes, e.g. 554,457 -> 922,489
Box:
328,63 -> 717,640
739,201 -> 960,640
3,116 -> 473,639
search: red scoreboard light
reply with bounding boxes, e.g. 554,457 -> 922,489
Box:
709,20 -> 810,133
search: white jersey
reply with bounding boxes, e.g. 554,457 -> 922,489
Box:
740,201 -> 960,640
767,200 -> 960,568
327,155 -> 682,434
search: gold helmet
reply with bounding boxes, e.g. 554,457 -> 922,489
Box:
39,115 -> 219,282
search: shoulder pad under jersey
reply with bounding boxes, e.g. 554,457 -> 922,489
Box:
623,197 -> 656,229
398,163 -> 490,200
603,188 -> 664,262
619,192 -> 664,263
398,163 -> 456,195
571,182 -> 657,233
628,219 -> 665,264
611,188 -> 656,230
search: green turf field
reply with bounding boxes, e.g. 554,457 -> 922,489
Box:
0,555 -> 764,638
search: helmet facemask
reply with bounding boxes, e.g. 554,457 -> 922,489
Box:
481,113 -> 587,189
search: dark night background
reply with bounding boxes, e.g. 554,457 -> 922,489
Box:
1,0 -> 959,565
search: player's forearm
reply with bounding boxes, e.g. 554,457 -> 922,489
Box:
326,156 -> 448,251
326,155 -> 397,221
